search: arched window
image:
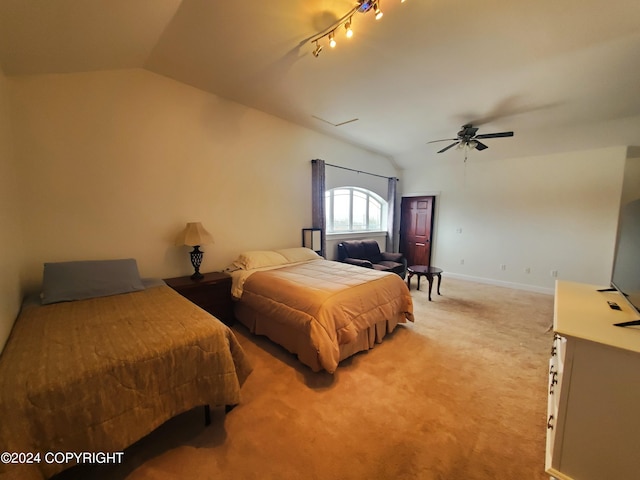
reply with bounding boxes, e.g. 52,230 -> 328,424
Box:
325,187 -> 387,233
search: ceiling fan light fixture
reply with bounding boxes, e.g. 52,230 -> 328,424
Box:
329,32 -> 336,48
428,124 -> 514,155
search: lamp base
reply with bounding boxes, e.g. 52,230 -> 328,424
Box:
190,246 -> 204,280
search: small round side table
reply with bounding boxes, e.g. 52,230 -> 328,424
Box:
407,266 -> 443,301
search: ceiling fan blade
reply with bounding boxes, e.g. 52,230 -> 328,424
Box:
427,138 -> 457,144
437,142 -> 459,153
475,131 -> 514,139
474,141 -> 488,151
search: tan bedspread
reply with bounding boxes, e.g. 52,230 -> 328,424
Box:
0,285 -> 252,480
238,259 -> 413,373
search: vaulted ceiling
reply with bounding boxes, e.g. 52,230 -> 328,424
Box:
1,0 -> 640,168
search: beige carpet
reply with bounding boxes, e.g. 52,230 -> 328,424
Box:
56,278 -> 554,480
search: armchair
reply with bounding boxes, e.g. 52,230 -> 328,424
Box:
337,239 -> 407,279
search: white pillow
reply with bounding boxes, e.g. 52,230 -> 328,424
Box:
276,247 -> 321,264
233,250 -> 289,270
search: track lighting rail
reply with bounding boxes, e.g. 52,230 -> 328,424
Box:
308,0 -> 406,58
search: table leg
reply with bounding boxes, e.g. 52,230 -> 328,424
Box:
426,273 -> 433,301
407,272 -> 413,289
204,404 -> 211,426
416,274 -> 421,290
436,273 -> 442,296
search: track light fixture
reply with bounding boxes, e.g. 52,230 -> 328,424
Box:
312,41 -> 323,57
374,1 -> 384,20
308,0 -> 407,58
345,19 -> 353,38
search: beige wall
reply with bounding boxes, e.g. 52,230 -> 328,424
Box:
0,68 -> 24,353
399,146 -> 628,293
8,69 -> 397,291
3,65 -> 635,352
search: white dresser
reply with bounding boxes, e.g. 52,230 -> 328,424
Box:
546,281 -> 640,480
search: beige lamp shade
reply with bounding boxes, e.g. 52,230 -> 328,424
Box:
175,222 -> 214,247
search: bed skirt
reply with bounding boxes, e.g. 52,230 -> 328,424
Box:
235,301 -> 404,372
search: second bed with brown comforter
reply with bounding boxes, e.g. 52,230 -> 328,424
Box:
230,248 -> 414,373
0,283 -> 252,480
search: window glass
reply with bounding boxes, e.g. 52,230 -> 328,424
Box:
352,190 -> 367,230
369,198 -> 381,229
332,189 -> 351,232
325,187 -> 387,233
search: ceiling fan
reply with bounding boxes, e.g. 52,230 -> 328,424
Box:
428,124 -> 514,153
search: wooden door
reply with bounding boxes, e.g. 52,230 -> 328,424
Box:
400,196 -> 435,267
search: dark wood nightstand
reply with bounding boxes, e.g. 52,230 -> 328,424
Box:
164,272 -> 234,326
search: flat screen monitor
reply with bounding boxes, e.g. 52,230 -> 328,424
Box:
611,198 -> 640,316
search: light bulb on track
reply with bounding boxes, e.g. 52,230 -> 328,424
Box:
345,20 -> 353,38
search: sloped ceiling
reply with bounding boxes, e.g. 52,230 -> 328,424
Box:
1,0 -> 640,168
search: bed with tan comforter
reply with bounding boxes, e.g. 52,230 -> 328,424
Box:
230,248 -> 414,373
0,284 -> 252,480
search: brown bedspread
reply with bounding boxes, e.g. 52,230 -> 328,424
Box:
0,285 -> 252,480
237,259 -> 413,373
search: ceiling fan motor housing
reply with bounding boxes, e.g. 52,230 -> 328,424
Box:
458,125 -> 478,139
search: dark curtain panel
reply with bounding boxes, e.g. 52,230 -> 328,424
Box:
387,177 -> 398,252
311,159 -> 326,257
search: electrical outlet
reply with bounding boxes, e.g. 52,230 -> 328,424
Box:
551,270 -> 558,277
500,264 -> 507,271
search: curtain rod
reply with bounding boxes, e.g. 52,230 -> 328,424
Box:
317,160 -> 398,181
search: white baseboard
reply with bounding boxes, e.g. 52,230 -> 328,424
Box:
444,272 -> 555,296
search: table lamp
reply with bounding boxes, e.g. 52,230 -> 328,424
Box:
175,222 -> 214,280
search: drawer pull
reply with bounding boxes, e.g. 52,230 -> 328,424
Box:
550,345 -> 557,356
549,372 -> 558,395
549,365 -> 556,375
549,371 -> 558,394
547,415 -> 554,430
